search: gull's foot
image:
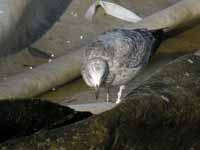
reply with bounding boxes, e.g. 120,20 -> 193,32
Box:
106,88 -> 110,103
116,85 -> 125,104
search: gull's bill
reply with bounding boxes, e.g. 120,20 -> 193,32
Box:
85,0 -> 142,23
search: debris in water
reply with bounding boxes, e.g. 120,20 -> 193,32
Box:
29,66 -> 33,70
52,88 -> 56,91
80,35 -> 84,40
66,40 -> 71,44
185,72 -> 190,77
85,0 -> 142,23
161,95 -> 170,103
187,59 -> 194,64
70,11 -> 78,17
28,47 -> 53,59
48,59 -> 52,63
51,54 -> 55,58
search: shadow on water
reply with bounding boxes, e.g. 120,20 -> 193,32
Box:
0,0 -> 72,56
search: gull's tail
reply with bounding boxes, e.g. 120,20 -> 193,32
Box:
85,0 -> 142,23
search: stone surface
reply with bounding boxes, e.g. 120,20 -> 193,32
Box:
1,53 -> 200,149
0,99 -> 92,142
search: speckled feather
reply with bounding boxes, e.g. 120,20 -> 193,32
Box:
81,28 -> 163,86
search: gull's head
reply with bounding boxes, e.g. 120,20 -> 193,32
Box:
81,58 -> 108,99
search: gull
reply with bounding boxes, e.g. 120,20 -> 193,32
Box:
81,28 -> 164,104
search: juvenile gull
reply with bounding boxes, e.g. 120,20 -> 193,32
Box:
81,28 -> 164,104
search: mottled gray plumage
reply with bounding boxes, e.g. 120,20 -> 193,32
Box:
81,28 -> 163,103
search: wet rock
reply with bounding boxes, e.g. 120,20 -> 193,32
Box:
0,99 -> 92,142
0,0 -> 72,56
0,53 -> 200,149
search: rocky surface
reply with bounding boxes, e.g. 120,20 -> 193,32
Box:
0,53 -> 199,149
0,99 -> 92,142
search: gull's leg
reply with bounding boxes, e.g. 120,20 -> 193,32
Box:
106,87 -> 110,103
116,85 -> 125,104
